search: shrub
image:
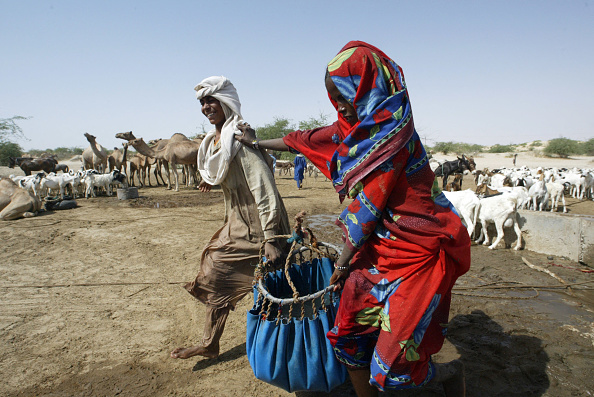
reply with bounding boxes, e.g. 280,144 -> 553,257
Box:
544,138 -> 579,158
488,144 -> 515,153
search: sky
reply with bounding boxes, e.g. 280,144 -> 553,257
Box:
2,0 -> 593,151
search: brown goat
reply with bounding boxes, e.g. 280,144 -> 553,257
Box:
445,174 -> 463,192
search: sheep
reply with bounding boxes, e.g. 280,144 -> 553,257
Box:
475,194 -> 522,250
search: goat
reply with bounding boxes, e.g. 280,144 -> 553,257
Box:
40,172 -> 81,199
527,174 -> 548,211
16,173 -> 45,198
476,194 -> 522,250
444,174 -> 463,192
475,183 -> 502,198
443,190 -> 480,238
545,179 -> 568,213
495,186 -> 530,210
84,170 -> 127,198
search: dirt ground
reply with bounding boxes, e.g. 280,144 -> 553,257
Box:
1,156 -> 593,396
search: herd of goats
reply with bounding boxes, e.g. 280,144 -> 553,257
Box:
430,154 -> 594,251
2,133 -> 594,253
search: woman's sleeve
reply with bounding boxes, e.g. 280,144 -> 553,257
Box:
239,146 -> 284,240
336,156 -> 404,250
282,122 -> 342,180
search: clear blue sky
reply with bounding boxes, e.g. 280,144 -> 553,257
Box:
2,0 -> 593,151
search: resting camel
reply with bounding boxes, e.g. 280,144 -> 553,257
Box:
0,177 -> 43,220
82,133 -> 108,173
128,137 -> 200,191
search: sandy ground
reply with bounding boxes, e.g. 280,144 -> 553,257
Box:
1,154 -> 593,397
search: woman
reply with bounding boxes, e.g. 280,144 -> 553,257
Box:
236,42 -> 470,396
171,76 -> 290,360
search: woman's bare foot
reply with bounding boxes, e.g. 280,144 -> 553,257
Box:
170,345 -> 219,359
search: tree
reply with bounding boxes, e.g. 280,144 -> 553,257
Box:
255,117 -> 295,140
0,142 -> 23,166
431,141 -> 456,155
0,116 -> 28,165
0,116 -> 29,143
544,138 -> 579,158
298,112 -> 330,130
580,138 -> 594,156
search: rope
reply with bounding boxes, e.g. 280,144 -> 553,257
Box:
0,281 -> 185,289
453,288 -> 540,300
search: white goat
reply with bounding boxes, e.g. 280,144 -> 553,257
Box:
13,173 -> 45,198
527,175 -> 548,211
476,194 -> 522,250
495,186 -> 530,210
546,180 -> 568,213
84,170 -> 127,198
443,190 -> 480,238
40,172 -> 81,199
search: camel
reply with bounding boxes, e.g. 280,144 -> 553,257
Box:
128,137 -> 200,191
82,133 -> 108,173
127,153 -> 146,188
108,143 -> 128,175
116,131 -> 166,187
0,177 -> 43,220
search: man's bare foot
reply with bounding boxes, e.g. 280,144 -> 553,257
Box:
170,345 -> 218,359
432,360 -> 465,397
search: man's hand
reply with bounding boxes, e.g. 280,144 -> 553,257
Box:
264,241 -> 282,264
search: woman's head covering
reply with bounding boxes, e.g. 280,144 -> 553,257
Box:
326,41 -> 416,197
194,76 -> 244,185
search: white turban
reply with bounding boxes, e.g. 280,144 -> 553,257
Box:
194,76 -> 244,185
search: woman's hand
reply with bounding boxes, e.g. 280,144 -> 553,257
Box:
198,181 -> 212,192
264,241 -> 282,264
329,243 -> 357,291
329,261 -> 349,291
235,122 -> 257,146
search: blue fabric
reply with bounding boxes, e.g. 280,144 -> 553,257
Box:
246,257 -> 347,392
294,155 -> 307,183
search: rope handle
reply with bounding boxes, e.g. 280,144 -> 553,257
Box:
255,241 -> 342,307
255,211 -> 342,307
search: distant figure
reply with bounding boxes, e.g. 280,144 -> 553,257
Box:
293,154 -> 307,189
513,153 -> 517,167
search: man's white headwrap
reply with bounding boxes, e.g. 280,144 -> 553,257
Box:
195,76 -> 244,185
